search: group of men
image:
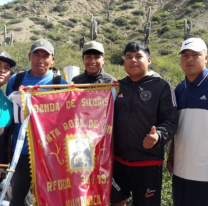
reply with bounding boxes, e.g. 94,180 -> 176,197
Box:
0,36 -> 207,206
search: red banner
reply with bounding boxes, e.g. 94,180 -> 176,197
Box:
26,87 -> 114,206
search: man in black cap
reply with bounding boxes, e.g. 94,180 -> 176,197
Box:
0,50 -> 16,180
72,41 -> 116,83
6,39 -> 68,206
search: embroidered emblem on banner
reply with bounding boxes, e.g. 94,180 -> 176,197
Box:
65,134 -> 94,173
140,91 -> 151,101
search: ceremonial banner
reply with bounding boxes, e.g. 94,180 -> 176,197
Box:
24,86 -> 115,206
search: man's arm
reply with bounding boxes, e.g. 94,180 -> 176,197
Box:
154,83 -> 179,147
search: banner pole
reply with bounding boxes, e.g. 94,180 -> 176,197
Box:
0,93 -> 32,205
0,164 -> 9,168
21,83 -> 119,90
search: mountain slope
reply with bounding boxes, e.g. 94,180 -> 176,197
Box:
0,0 -> 208,45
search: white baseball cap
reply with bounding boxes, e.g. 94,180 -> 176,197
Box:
179,37 -> 207,54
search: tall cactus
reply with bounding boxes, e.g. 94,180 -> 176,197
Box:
107,3 -> 110,22
90,14 -> 98,40
144,7 -> 151,44
10,33 -> 14,46
3,24 -> 14,46
184,19 -> 192,40
4,24 -> 7,42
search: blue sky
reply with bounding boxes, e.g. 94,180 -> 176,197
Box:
0,0 -> 14,6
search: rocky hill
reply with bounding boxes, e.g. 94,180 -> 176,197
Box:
0,0 -> 208,46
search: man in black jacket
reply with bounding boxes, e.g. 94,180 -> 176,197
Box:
110,41 -> 179,206
72,41 -> 115,83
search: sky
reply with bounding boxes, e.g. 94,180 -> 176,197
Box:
0,0 -> 14,6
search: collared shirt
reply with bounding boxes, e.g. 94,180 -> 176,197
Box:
174,68 -> 208,181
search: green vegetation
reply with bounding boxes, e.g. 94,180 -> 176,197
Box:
119,3 -> 135,10
31,30 -> 42,35
13,27 -> 23,31
113,16 -> 128,26
53,5 -> 68,12
7,19 -> 22,25
1,12 -> 16,19
58,20 -> 75,28
69,18 -> 79,24
1,3 -> 13,9
192,2 -> 203,8
131,9 -> 145,16
30,35 -> 40,41
45,31 -> 62,41
29,16 -> 54,29
152,12 -> 170,23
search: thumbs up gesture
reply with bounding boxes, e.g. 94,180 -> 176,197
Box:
143,126 -> 159,149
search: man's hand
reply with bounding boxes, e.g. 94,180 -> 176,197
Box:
143,126 -> 159,149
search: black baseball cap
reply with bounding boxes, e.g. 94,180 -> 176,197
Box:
0,50 -> 16,67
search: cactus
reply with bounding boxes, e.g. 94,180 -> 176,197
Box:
107,3 -> 110,22
184,19 -> 192,40
90,14 -> 98,41
144,7 -> 151,44
2,24 -> 14,46
4,24 -> 7,42
10,33 -> 14,46
146,7 -> 151,23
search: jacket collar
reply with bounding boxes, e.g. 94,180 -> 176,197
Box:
84,68 -> 104,79
185,68 -> 208,88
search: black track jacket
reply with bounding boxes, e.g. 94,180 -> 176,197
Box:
114,72 -> 179,162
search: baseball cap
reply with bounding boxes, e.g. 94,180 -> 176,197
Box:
83,41 -> 104,54
30,39 -> 54,55
179,37 -> 207,54
0,50 -> 16,67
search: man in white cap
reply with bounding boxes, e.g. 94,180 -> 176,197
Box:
72,41 -> 116,83
167,37 -> 208,205
6,39 -> 68,206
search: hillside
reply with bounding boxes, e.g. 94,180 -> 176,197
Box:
0,0 -> 155,43
0,0 -> 207,47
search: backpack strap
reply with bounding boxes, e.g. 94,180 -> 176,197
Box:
13,70 -> 61,91
53,73 -> 62,89
13,71 -> 26,91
